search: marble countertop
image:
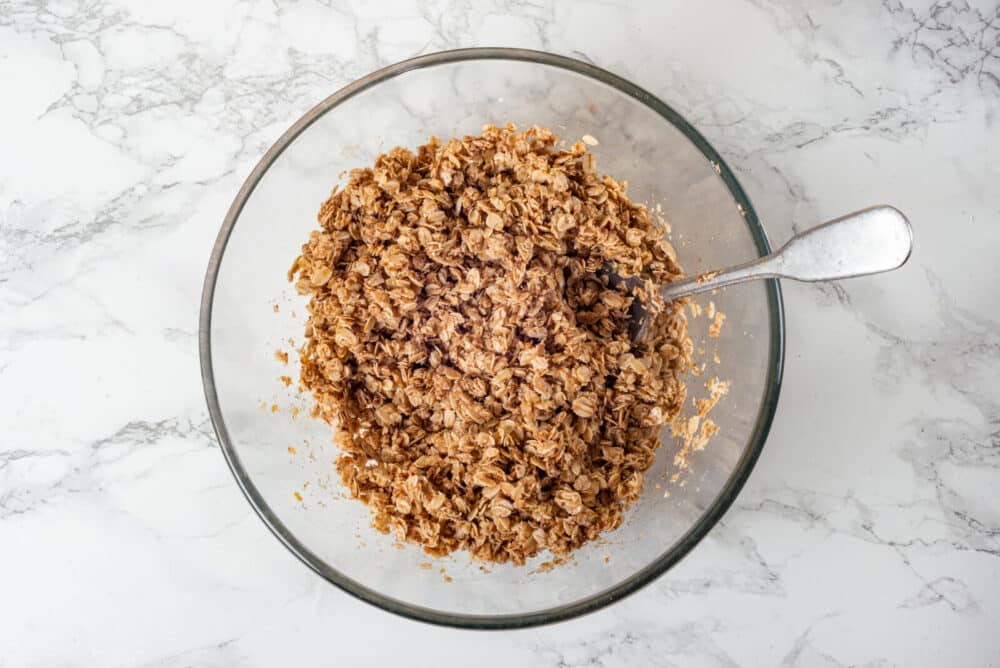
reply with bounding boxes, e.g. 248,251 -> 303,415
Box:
3,0 -> 998,665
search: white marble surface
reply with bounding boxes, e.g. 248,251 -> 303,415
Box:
2,0 -> 999,665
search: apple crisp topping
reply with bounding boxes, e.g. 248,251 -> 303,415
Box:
290,124 -> 692,563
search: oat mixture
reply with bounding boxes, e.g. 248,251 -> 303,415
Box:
290,124 -> 692,564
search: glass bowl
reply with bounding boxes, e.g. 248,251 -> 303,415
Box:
200,48 -> 784,628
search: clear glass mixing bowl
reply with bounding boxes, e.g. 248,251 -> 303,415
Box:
200,48 -> 784,628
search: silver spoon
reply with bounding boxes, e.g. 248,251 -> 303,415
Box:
628,205 -> 913,341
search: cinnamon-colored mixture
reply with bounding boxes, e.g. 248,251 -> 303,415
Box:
290,124 -> 691,564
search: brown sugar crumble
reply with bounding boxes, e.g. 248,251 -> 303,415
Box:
290,124 -> 692,565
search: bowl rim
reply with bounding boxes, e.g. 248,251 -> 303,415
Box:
199,47 -> 785,630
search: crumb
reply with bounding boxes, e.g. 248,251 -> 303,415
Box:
274,350 -> 289,364
287,446 -> 297,455
260,401 -> 267,410
273,303 -> 280,313
708,311 -> 726,339
419,562 -> 433,570
712,351 -> 721,364
671,377 -> 730,471
443,575 -> 453,583
696,270 -> 720,284
535,561 -> 555,574
291,406 -> 300,418
581,134 -> 599,146
705,301 -> 716,319
280,375 -> 292,387
604,554 -> 610,563
293,491 -> 303,502
270,404 -> 279,413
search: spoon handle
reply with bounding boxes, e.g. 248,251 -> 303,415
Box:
659,205 -> 913,301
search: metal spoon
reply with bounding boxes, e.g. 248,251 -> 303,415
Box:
628,205 -> 913,341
